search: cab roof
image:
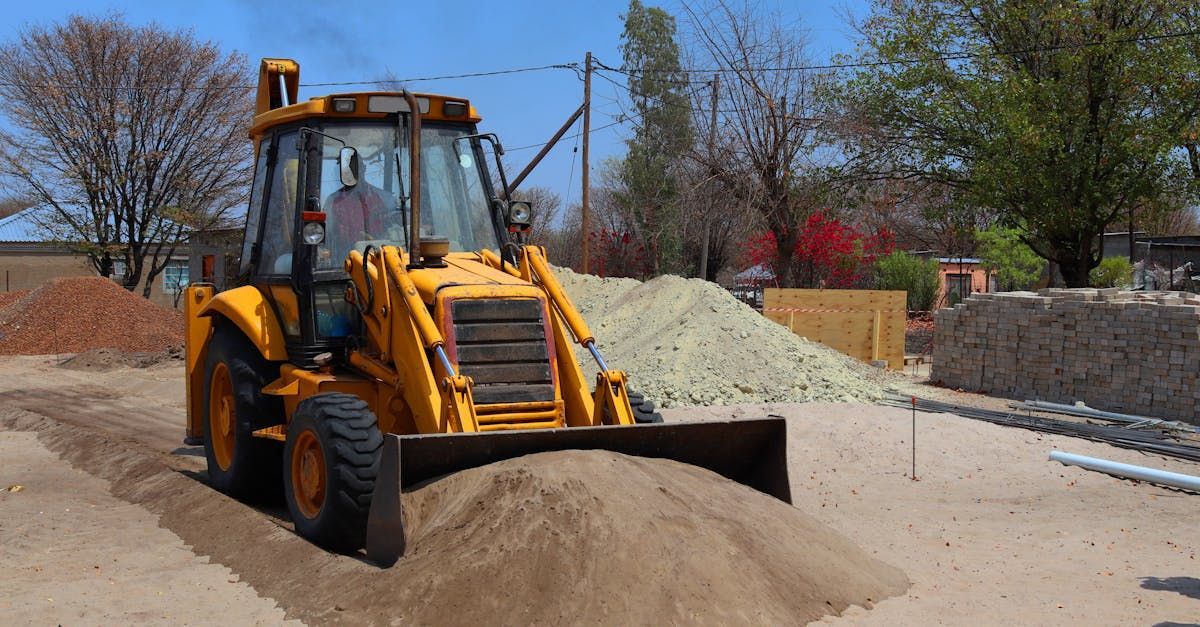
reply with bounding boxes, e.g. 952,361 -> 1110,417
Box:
249,92 -> 482,140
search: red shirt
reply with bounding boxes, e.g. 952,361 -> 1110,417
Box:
325,184 -> 388,246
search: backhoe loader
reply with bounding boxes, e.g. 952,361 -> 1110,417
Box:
184,58 -> 790,566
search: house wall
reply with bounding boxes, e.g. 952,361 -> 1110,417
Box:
0,245 -> 184,309
937,261 -> 991,307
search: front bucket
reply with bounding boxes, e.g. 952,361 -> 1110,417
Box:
365,418 -> 791,567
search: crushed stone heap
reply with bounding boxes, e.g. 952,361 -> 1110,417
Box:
0,277 -> 182,355
553,268 -> 889,407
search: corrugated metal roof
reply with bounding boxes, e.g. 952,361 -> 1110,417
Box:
0,208 -> 45,243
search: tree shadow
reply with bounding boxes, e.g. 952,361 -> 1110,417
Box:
1152,622 -> 1199,627
1141,576 -> 1200,600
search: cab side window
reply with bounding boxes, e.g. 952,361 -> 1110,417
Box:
261,131 -> 300,275
238,143 -> 270,275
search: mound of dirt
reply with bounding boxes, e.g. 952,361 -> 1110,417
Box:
58,345 -> 184,371
553,267 -> 891,407
399,450 -> 908,623
1,408 -> 907,624
0,277 -> 181,355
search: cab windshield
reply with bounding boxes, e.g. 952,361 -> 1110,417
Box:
312,120 -> 500,270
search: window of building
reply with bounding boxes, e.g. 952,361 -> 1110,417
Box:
163,260 -> 189,294
946,273 -> 972,302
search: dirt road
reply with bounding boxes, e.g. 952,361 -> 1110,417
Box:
1,354 -> 1198,624
0,430 -> 293,624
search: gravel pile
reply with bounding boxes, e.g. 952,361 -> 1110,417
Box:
0,290 -> 28,311
554,268 -> 890,407
0,277 -> 182,355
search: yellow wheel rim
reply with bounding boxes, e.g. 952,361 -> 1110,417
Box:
291,430 -> 326,519
209,362 -> 236,471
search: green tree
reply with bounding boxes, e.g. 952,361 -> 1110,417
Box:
841,1 -> 1200,287
617,0 -> 693,274
977,226 -> 1044,291
876,251 -> 941,311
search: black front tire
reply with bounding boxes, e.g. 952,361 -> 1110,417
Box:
202,322 -> 283,501
628,390 -> 664,424
284,393 -> 382,553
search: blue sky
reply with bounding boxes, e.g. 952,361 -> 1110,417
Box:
4,0 -> 867,212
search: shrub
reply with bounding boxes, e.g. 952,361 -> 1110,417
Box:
1090,256 -> 1133,288
876,251 -> 941,312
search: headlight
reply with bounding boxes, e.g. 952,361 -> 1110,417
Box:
508,201 -> 532,226
302,221 -> 325,245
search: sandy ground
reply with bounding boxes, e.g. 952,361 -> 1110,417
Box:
664,403 -> 1200,626
0,430 -> 293,625
1,354 -> 1198,624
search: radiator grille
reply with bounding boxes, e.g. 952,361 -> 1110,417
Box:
450,298 -> 555,404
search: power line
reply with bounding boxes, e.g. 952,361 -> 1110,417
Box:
506,118 -> 625,153
302,63 -> 580,87
0,62 -> 581,92
593,27 -> 1200,78
593,68 -> 746,116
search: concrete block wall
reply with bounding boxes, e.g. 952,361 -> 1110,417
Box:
933,288 -> 1200,423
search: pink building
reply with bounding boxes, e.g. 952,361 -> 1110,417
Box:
937,257 -> 995,307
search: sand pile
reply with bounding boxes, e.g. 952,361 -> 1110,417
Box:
2,408 -> 907,624
0,277 -> 182,355
554,268 -> 890,406
398,450 -> 908,623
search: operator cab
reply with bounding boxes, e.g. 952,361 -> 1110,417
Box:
237,69 -> 530,366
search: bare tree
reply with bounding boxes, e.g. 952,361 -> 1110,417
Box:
680,1 -> 833,288
0,194 -> 32,220
849,178 -> 994,257
542,203 -> 584,271
0,15 -> 252,297
510,185 -> 562,244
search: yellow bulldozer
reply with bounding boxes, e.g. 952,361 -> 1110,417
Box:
184,58 -> 790,566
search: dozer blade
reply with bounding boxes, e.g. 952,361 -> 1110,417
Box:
365,417 -> 790,567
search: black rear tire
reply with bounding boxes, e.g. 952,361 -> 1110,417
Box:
202,322 -> 283,501
284,393 -> 382,553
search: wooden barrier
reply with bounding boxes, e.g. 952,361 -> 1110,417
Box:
762,288 -> 906,369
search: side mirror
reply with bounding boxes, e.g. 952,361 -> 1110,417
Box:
339,146 -> 360,188
507,200 -> 532,230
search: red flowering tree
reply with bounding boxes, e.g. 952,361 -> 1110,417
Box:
588,229 -> 653,278
743,211 -> 894,288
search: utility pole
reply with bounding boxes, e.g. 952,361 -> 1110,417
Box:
698,73 -> 719,281
581,51 -> 593,274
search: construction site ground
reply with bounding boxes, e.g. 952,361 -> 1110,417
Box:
1,354 -> 1197,624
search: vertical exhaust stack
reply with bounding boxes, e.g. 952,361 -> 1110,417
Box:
402,91 -> 423,268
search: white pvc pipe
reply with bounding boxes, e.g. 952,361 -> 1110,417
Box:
1049,450 -> 1200,492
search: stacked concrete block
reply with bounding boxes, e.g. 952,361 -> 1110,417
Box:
933,289 -> 1200,423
